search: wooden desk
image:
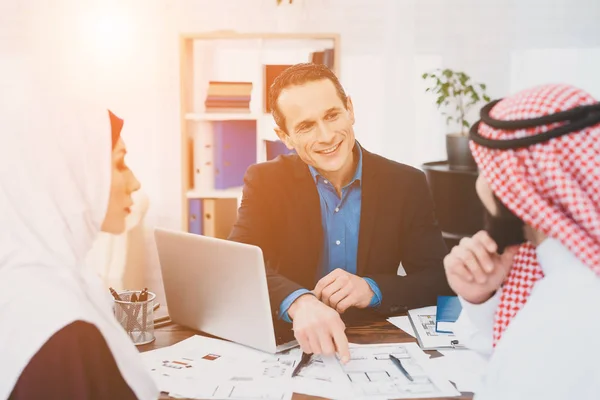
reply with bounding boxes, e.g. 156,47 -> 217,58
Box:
139,316 -> 473,400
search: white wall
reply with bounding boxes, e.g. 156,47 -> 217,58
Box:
142,0 -> 600,303
4,0 -> 599,303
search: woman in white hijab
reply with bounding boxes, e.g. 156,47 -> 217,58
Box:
0,96 -> 159,399
0,1 -> 158,397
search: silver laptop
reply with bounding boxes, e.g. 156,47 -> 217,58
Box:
154,227 -> 298,354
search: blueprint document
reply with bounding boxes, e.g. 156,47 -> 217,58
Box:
341,343 -> 460,399
293,342 -> 460,400
290,353 -> 354,399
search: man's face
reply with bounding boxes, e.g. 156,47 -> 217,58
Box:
476,174 -> 527,252
475,175 -> 497,216
275,79 -> 356,175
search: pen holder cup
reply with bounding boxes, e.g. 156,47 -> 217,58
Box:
113,290 -> 156,346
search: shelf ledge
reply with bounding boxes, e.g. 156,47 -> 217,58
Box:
186,189 -> 243,199
185,113 -> 260,121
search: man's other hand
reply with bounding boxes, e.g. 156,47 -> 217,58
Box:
313,268 -> 375,313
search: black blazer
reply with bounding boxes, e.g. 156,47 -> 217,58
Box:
228,146 -> 452,320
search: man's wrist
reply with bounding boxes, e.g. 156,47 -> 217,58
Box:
287,293 -> 317,320
362,277 -> 381,308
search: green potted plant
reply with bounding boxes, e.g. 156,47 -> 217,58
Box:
422,68 -> 490,170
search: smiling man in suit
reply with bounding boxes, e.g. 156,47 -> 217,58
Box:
228,63 -> 451,362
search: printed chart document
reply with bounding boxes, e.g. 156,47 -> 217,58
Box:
408,306 -> 464,350
140,335 -> 298,400
338,343 -> 460,399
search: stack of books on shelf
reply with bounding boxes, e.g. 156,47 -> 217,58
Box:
204,81 -> 252,113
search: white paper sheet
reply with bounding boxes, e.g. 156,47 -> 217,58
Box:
140,335 -> 298,400
408,306 -> 464,350
316,343 -> 461,400
426,349 -> 488,393
386,315 -> 416,337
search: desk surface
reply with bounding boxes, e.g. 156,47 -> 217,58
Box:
139,316 -> 473,400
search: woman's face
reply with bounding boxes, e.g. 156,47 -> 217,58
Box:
101,138 -> 141,234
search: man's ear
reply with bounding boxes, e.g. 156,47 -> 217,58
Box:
275,127 -> 295,150
346,96 -> 355,125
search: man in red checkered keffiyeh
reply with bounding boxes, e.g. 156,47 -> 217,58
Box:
471,83 -> 600,345
444,83 -> 600,399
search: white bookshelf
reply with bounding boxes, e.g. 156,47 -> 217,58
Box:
180,32 -> 341,235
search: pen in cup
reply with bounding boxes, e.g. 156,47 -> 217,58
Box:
109,287 -> 142,332
109,287 -> 122,301
140,288 -> 148,331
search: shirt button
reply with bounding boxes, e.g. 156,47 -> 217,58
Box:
335,207 -> 339,212
335,240 -> 341,245
324,180 -> 329,184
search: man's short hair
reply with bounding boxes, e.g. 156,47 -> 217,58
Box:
268,63 -> 348,134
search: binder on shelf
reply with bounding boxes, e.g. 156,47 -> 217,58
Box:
202,198 -> 216,237
191,127 -> 215,192
309,48 -> 334,69
263,64 -> 293,113
323,48 -> 334,69
188,198 -> 203,234
435,295 -> 462,334
188,198 -> 239,239
213,120 -> 257,189
265,139 -> 294,160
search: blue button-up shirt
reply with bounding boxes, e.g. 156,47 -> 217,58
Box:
279,144 -> 382,322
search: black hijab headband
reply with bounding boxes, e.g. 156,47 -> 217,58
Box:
108,110 -> 123,149
469,99 -> 600,150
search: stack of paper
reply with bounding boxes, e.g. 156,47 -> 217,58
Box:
141,336 -> 461,399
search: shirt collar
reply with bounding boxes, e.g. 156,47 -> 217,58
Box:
308,140 -> 363,187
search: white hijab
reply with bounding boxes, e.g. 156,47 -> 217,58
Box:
0,2 -> 158,399
0,101 -> 159,400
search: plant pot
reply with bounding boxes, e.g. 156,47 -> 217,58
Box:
446,133 -> 477,171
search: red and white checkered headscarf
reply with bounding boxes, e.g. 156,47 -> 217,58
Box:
470,83 -> 600,346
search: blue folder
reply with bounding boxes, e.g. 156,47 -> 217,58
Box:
213,120 -> 257,189
435,295 -> 462,334
188,198 -> 202,234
